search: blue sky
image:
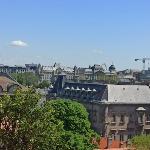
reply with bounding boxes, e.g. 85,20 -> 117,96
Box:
0,0 -> 150,70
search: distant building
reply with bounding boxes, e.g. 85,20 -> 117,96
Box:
39,63 -> 74,83
51,75 -> 150,142
0,64 -> 26,74
40,66 -> 56,83
109,64 -> 116,74
56,66 -> 74,80
117,69 -> 137,85
139,68 -> 150,83
25,63 -> 39,73
76,64 -> 117,84
0,63 -> 39,74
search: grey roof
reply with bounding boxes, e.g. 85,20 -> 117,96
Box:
106,84 -> 150,104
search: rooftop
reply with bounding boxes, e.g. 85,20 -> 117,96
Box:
106,84 -> 150,104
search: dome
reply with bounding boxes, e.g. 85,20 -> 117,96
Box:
109,65 -> 116,72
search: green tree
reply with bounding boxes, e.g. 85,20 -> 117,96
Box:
11,72 -> 40,87
47,99 -> 99,150
131,135 -> 150,150
0,89 -> 64,150
1,90 -> 98,150
38,80 -> 50,89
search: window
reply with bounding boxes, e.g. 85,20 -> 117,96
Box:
112,133 -> 116,140
138,114 -> 143,123
120,115 -> 125,123
120,134 -> 124,141
111,131 -> 116,140
129,114 -> 134,123
112,114 -> 116,122
146,114 -> 150,121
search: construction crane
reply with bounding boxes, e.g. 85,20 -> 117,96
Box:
135,58 -> 150,70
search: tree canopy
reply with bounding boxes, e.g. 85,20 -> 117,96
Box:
1,89 -> 98,150
0,89 -> 64,150
37,80 -> 50,89
48,99 -> 98,149
131,135 -> 150,150
10,72 -> 40,87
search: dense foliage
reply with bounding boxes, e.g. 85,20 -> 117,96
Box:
48,99 -> 98,149
131,135 -> 150,150
0,89 -> 98,150
11,72 -> 40,87
37,80 -> 50,89
0,89 -> 64,149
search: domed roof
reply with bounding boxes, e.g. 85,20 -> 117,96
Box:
109,65 -> 116,72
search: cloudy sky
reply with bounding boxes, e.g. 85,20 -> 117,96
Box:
0,0 -> 150,70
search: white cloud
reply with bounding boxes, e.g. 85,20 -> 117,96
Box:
10,40 -> 28,47
92,49 -> 103,54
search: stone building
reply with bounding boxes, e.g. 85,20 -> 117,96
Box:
138,68 -> 150,83
56,66 -> 74,80
75,64 -> 117,83
39,64 -> 74,83
0,73 -> 22,94
40,66 -> 56,83
25,63 -> 39,74
0,64 -> 39,74
0,64 -> 26,74
51,75 -> 150,142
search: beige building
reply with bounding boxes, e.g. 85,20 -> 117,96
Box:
40,63 -> 74,83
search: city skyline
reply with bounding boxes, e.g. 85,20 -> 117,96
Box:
0,0 -> 150,70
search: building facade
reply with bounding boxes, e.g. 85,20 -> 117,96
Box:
0,64 -> 39,74
51,75 -> 150,142
74,64 -> 117,83
0,65 -> 26,74
40,66 -> 56,83
39,64 -> 74,83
